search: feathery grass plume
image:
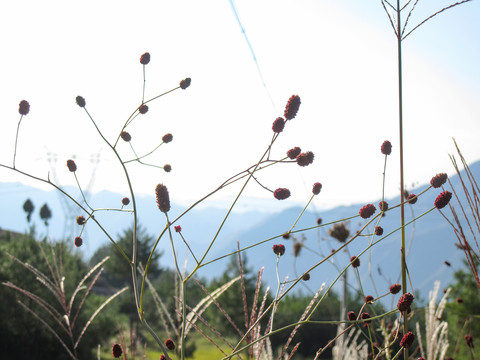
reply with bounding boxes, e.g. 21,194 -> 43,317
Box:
273,188 -> 290,200
155,184 -> 170,213
19,100 -> 30,115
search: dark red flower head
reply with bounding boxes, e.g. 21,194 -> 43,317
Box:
272,117 -> 285,133
465,334 -> 474,348
174,225 -> 182,232
287,147 -> 301,160
347,311 -> 356,321
67,159 -> 77,172
163,164 -> 172,172
74,236 -> 83,247
407,194 -> 417,204
317,218 -> 322,225
312,182 -> 322,195
273,244 -> 285,256
378,201 -> 388,212
19,100 -> 30,115
282,232 -> 290,239
274,188 -> 291,200
350,256 -> 360,268
120,131 -> 132,142
140,52 -> 150,65
359,204 -> 376,219
122,197 -> 130,205
302,273 -> 310,281
296,151 -> 314,167
381,140 -> 392,155
180,77 -> 191,89
76,216 -> 86,225
400,332 -> 415,348
112,343 -> 123,358
444,260 -> 451,266
284,95 -> 301,120
431,173 -> 448,188
138,104 -> 149,114
165,339 -> 175,350
155,184 -> 171,213
75,96 -> 86,108
360,312 -> 371,324
162,133 -> 173,143
389,283 -> 401,294
397,292 -> 414,312
365,295 -> 374,303
375,226 -> 384,236
434,191 -> 452,209
160,356 -> 166,360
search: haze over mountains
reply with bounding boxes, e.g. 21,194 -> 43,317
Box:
1,161 -> 478,301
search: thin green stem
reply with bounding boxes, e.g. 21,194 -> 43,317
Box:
13,115 -> 23,169
289,194 -> 315,233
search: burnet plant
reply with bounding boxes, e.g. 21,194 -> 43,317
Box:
1,1 -> 477,359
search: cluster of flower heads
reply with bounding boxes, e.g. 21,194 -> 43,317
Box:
272,244 -> 285,256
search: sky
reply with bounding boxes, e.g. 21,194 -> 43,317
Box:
1,0 -> 479,212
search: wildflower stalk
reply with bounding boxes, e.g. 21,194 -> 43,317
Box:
13,115 -> 24,169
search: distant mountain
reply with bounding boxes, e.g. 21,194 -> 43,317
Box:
1,161 -> 478,302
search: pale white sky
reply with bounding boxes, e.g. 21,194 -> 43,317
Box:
1,0 -> 479,210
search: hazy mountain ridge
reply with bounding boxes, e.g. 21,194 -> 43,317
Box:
1,161 -> 478,299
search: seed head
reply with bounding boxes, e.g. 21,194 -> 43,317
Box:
431,173 -> 448,188
365,295 -> 374,303
312,182 -> 322,195
389,283 -> 401,294
272,117 -> 285,133
163,164 -> 172,172
360,312 -> 371,324
381,140 -> 392,155
75,96 -> 86,108
444,260 -> 451,266
74,236 -> 83,247
407,194 -> 417,204
175,225 -> 182,232
274,188 -> 291,200
66,159 -> 77,172
296,151 -> 314,167
302,273 -> 310,281
465,334 -> 474,348
435,191 -> 452,209
162,133 -> 173,143
19,100 -> 30,115
375,226 -> 383,236
347,311 -> 356,321
76,216 -> 86,225
359,204 -> 376,219
293,242 -> 302,257
282,232 -> 290,239
378,201 -> 388,212
397,292 -> 414,312
350,255 -> 360,268
287,147 -> 301,160
120,131 -> 132,142
400,332 -> 415,348
457,297 -> 463,303
317,218 -> 322,225
329,223 -> 350,242
112,343 -> 123,358
272,244 -> 285,256
284,95 -> 301,120
138,104 -> 148,114
140,52 -> 150,65
180,77 -> 191,89
155,184 -> 171,213
122,197 -> 130,206
165,339 -> 175,350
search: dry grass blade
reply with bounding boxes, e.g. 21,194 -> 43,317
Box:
237,243 -> 250,333
248,267 -> 264,330
286,342 -> 301,360
185,276 -> 241,336
17,300 -> 77,360
74,286 -> 128,349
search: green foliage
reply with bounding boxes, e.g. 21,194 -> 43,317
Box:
446,259 -> 480,358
